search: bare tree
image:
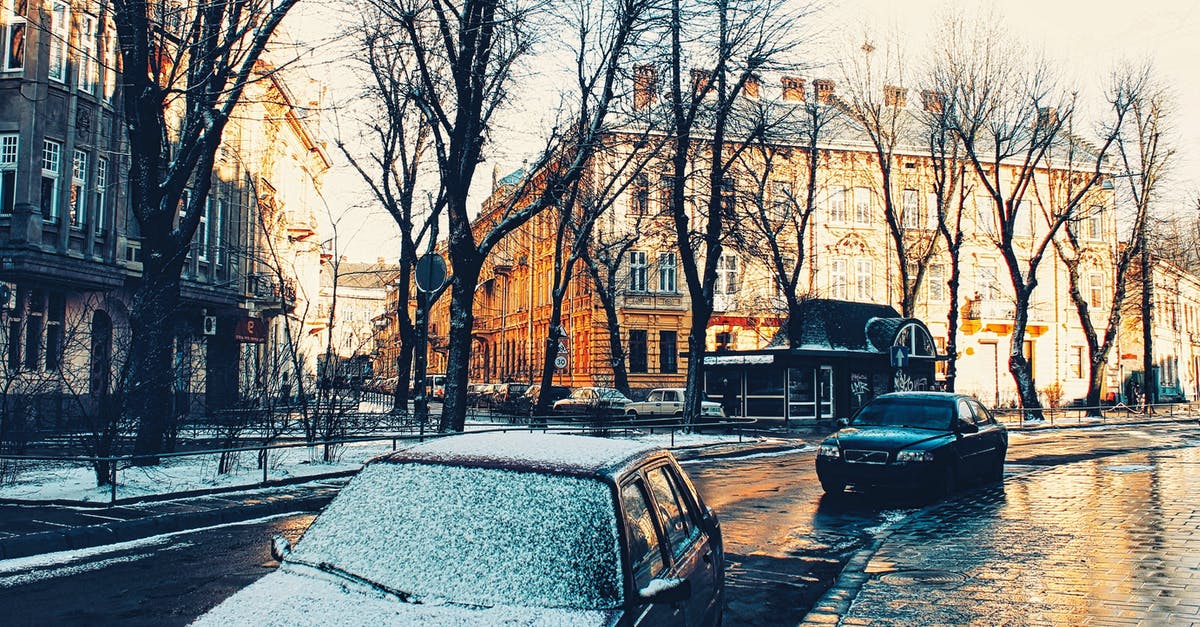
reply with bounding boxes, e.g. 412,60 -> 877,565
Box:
840,36 -> 939,317
918,86 -> 972,391
1051,64 -> 1170,413
735,92 -> 837,346
111,0 -> 303,459
934,15 -> 1123,418
337,2 -> 443,415
656,0 -> 804,424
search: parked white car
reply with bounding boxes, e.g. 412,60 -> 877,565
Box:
624,388 -> 725,420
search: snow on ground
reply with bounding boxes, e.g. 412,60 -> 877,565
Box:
0,425 -> 756,504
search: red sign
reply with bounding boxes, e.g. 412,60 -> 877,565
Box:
234,317 -> 267,343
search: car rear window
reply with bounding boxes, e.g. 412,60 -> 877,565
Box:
852,397 -> 954,430
291,463 -> 623,610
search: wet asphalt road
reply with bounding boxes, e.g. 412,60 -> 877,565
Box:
0,422 -> 1196,625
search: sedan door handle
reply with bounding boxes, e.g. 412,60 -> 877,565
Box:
703,551 -> 713,564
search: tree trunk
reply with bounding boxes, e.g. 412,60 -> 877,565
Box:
441,263 -> 480,432
129,254 -> 185,461
534,296 -> 568,416
1007,294 -> 1043,420
944,249 -> 961,392
411,288 -> 432,426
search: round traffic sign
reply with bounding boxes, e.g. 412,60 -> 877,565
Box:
554,354 -> 568,369
415,254 -> 447,292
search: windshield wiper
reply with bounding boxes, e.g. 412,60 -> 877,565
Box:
286,557 -> 420,605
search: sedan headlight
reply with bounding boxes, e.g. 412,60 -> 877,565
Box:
817,443 -> 841,459
895,450 -> 934,463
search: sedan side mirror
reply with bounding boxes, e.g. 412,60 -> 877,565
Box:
640,577 -> 692,604
836,417 -> 850,428
955,420 -> 979,434
270,535 -> 292,562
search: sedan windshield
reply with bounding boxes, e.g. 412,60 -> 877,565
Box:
290,463 -> 623,610
851,397 -> 955,430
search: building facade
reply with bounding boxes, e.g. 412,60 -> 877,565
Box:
434,73 -> 1132,417
0,3 -> 326,428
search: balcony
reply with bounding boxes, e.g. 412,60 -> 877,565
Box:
248,274 -> 297,314
621,291 -> 688,311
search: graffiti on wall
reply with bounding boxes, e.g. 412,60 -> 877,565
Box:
850,372 -> 870,405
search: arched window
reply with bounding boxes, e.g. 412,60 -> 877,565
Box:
895,322 -> 936,357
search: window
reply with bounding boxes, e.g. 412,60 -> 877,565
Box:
94,157 -> 107,233
197,195 -> 211,261
0,133 -> 15,215
629,174 -> 649,216
1023,340 -> 1035,374
976,195 -> 995,234
213,197 -> 223,264
70,150 -> 88,227
658,252 -> 676,292
629,329 -> 647,373
853,187 -> 871,225
620,480 -> 665,591
1014,200 -> 1031,237
977,264 -> 1001,300
78,14 -> 98,93
901,188 -> 921,229
646,466 -> 700,558
769,180 -> 790,221
715,253 -> 739,294
48,1 -> 68,82
1087,208 -> 1103,240
830,258 -> 847,299
1070,346 -> 1084,379
2,0 -> 26,71
719,177 -> 736,215
1088,272 -> 1105,309
774,256 -> 795,298
828,186 -> 847,223
659,330 -> 677,373
45,293 -> 64,371
629,250 -> 647,292
925,263 -> 946,302
24,289 -> 42,370
854,259 -> 873,301
41,140 -> 62,221
658,171 -> 674,214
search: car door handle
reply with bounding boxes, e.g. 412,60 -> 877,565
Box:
703,551 -> 713,564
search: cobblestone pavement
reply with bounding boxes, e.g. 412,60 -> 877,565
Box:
804,444 -> 1200,625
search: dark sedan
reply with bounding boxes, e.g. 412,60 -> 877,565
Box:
815,392 -> 1007,497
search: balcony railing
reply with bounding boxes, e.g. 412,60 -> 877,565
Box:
248,274 -> 297,313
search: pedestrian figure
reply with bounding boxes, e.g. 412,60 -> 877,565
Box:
280,372 -> 292,406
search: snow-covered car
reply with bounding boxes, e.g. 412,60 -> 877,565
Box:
624,388 -> 725,421
552,387 -> 632,417
195,432 -> 725,626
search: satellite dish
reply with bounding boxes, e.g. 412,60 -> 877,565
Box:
415,254 -> 448,293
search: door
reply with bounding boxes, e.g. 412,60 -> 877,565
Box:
818,366 -> 834,419
954,399 -> 991,477
644,464 -> 719,626
620,479 -> 682,625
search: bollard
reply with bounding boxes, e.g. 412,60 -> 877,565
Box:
110,459 -> 117,504
262,448 -> 268,484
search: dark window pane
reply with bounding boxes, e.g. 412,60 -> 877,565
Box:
629,329 -> 647,373
620,480 -> 665,590
659,330 -> 677,373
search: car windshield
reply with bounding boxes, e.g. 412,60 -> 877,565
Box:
290,462 -> 623,610
851,397 -> 955,430
597,389 -> 626,400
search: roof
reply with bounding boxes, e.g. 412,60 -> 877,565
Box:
767,299 -> 905,352
321,261 -> 400,289
376,432 -> 660,476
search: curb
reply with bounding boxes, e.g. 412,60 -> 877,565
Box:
0,493 -> 333,561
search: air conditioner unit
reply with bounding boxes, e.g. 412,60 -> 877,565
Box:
202,315 -> 218,336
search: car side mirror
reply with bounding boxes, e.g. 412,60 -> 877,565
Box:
270,535 -> 292,562
955,420 -> 979,434
640,577 -> 692,604
836,417 -> 850,428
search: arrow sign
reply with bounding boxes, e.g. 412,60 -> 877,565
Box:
890,345 -> 910,369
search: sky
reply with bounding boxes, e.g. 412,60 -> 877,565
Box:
293,0 -> 1200,262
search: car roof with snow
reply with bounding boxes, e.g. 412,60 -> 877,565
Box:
376,431 -> 664,477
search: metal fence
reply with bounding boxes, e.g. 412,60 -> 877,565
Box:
992,401 -> 1200,428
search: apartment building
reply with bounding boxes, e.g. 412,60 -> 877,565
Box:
0,3 -> 326,423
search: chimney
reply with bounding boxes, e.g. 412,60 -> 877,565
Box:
884,85 -> 907,108
690,69 -> 712,96
814,79 -> 835,104
921,90 -> 945,113
634,64 -> 657,110
781,76 -> 806,102
743,74 -> 761,99
377,257 -> 386,265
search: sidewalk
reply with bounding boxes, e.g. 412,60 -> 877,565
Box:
802,445 -> 1200,625
0,435 -> 806,562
